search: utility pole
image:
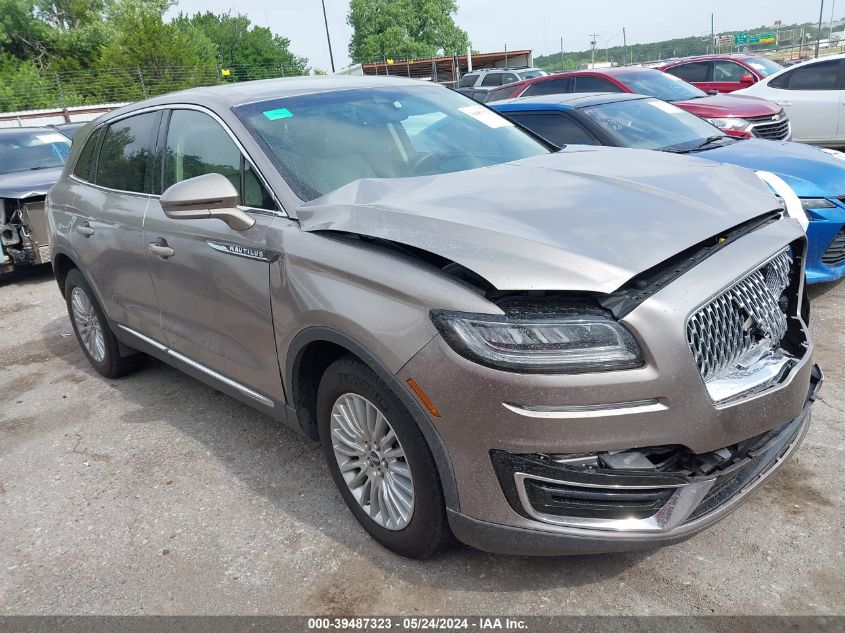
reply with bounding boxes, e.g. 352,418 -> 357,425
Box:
816,0 -> 825,58
829,0 -> 837,43
321,0 -> 335,73
710,13 -> 715,54
560,37 -> 564,72
622,27 -> 627,66
589,34 -> 598,68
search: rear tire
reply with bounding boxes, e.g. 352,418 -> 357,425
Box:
317,355 -> 452,559
64,268 -> 144,378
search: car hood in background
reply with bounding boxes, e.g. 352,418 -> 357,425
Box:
700,139 -> 845,198
297,147 -> 780,294
0,167 -> 64,199
674,93 -> 781,118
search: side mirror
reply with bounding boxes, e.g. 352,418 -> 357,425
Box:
739,73 -> 756,85
160,172 -> 255,231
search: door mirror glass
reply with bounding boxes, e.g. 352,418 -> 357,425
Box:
739,73 -> 755,85
160,173 -> 255,231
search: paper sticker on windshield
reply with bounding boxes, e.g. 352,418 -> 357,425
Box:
263,108 -> 293,121
647,100 -> 684,115
35,133 -> 68,144
458,105 -> 513,128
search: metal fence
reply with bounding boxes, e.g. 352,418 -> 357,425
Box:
0,63 -> 301,114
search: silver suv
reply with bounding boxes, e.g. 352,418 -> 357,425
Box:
47,76 -> 820,559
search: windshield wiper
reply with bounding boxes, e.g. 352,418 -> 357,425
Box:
664,135 -> 729,154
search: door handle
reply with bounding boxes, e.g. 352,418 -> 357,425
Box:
76,222 -> 94,237
149,239 -> 175,259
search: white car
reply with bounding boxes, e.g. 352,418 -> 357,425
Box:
734,54 -> 845,145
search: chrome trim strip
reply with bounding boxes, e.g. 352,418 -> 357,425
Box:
206,240 -> 279,263
71,103 -> 287,217
116,324 -> 274,408
503,399 -> 665,419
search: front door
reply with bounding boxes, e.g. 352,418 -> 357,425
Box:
144,108 -> 284,403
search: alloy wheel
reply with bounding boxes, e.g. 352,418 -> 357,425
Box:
70,286 -> 106,363
330,393 -> 415,530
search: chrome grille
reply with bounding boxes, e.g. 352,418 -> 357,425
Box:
687,251 -> 792,383
821,229 -> 845,266
748,114 -> 790,141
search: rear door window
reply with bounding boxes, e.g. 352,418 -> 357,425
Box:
666,62 -> 711,83
777,60 -> 841,90
572,76 -> 623,93
508,112 -> 599,146
480,73 -> 503,87
523,78 -> 571,96
95,112 -> 158,193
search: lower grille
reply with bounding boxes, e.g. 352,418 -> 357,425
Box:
521,478 -> 674,520
821,229 -> 845,266
749,114 -> 791,140
686,250 -> 792,385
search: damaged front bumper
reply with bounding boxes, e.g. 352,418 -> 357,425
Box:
448,364 -> 822,556
1,197 -> 51,274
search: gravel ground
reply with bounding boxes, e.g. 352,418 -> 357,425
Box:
0,265 -> 842,616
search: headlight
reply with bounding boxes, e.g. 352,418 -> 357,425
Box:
800,198 -> 836,210
431,310 -> 644,373
704,117 -> 750,131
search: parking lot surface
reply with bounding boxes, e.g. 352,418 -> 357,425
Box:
0,266 -> 843,615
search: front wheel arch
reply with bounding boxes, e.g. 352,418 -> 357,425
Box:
285,327 -> 460,511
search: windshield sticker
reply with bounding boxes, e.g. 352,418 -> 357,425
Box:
648,100 -> 684,114
263,108 -> 293,121
458,105 -> 513,128
35,133 -> 69,144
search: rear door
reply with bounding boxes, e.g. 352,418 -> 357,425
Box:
521,77 -> 572,97
664,61 -> 712,91
143,107 -> 284,403
571,76 -> 624,94
67,111 -> 165,341
767,58 -> 842,143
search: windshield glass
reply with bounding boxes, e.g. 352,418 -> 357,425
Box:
234,86 -> 549,201
746,57 -> 783,77
581,98 -> 726,151
0,130 -> 71,175
618,70 -> 708,101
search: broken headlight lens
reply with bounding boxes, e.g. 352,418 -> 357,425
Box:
431,311 -> 644,373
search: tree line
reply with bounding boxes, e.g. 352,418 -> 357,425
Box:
0,0 -> 309,111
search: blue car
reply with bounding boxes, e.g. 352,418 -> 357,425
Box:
492,93 -> 845,284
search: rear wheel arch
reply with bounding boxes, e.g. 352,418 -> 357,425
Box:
285,327 -> 460,510
52,251 -> 78,297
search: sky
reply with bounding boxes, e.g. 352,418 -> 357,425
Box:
166,0 -> 832,72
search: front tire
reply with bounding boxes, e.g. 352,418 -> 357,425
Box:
64,268 -> 143,378
317,355 -> 452,559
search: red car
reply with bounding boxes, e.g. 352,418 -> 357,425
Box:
485,67 -> 790,140
659,54 -> 784,93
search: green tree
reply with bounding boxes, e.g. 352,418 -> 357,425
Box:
347,0 -> 469,64
174,11 -> 308,80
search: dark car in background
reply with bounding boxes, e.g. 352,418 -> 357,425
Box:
50,122 -> 87,140
659,54 -> 783,93
485,67 -> 791,141
0,127 -> 71,275
492,92 -> 845,284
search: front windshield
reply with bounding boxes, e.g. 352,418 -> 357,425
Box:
581,98 -> 727,151
746,57 -> 783,77
234,86 -> 549,201
0,130 -> 71,175
619,70 -> 708,102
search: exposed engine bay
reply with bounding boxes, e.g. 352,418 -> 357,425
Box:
1,195 -> 51,275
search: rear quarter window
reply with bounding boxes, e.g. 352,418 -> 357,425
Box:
72,127 -> 102,181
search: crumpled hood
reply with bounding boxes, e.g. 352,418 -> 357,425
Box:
701,139 -> 845,198
0,167 -> 63,199
297,147 -> 780,293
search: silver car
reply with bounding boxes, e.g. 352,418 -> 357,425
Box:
47,76 -> 821,559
